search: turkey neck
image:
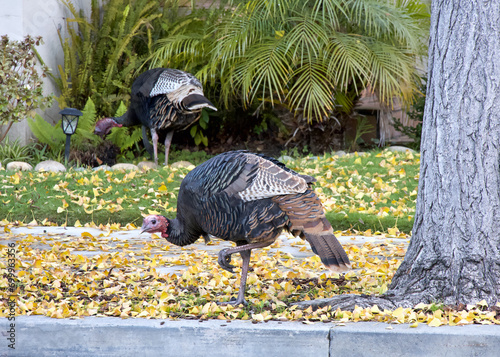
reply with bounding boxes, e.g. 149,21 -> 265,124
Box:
164,217 -> 202,247
113,108 -> 139,127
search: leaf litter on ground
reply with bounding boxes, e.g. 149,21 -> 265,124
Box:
1,150 -> 498,325
2,223 -> 498,326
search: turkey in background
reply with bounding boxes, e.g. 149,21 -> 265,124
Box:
141,150 -> 351,305
94,68 -> 217,165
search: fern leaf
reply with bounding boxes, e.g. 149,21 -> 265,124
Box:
114,101 -> 128,117
78,98 -> 97,131
27,114 -> 66,150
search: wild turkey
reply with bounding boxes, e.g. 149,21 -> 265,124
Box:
141,150 -> 351,305
94,68 -> 217,165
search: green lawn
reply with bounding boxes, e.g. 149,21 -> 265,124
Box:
0,149 -> 419,233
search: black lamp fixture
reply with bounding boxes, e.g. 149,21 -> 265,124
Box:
59,108 -> 83,164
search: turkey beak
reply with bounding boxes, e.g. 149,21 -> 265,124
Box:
141,220 -> 156,234
203,98 -> 217,112
140,222 -> 150,234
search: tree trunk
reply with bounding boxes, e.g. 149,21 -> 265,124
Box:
0,121 -> 14,144
296,0 -> 500,311
388,0 -> 500,306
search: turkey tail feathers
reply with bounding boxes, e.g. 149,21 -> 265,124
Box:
274,190 -> 351,272
304,230 -> 351,272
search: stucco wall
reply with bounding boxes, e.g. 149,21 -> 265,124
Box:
0,0 -> 91,145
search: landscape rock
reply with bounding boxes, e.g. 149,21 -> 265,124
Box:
6,161 -> 33,171
170,161 -> 194,169
35,160 -> 66,172
345,151 -> 368,157
111,163 -> 139,171
93,165 -> 112,171
333,150 -> 347,157
385,146 -> 417,153
138,161 -> 158,170
278,155 -> 294,162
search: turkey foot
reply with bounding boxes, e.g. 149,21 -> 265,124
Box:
218,296 -> 247,306
218,248 -> 236,273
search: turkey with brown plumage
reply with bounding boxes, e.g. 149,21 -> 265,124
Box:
141,150 -> 351,305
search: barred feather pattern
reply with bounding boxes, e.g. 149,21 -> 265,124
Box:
184,151 -> 308,198
149,95 -> 200,131
237,155 -> 310,201
132,68 -> 210,132
148,69 -> 202,97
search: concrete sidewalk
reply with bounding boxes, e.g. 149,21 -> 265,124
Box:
2,225 -> 407,276
3,316 -> 500,357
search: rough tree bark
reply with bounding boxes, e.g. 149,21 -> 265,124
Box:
297,0 -> 500,310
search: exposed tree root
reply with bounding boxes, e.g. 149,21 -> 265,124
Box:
293,292 -> 436,311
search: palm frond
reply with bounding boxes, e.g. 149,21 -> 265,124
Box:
326,33 -> 370,92
287,59 -> 334,121
230,38 -> 291,107
284,15 -> 329,64
348,0 -> 425,51
365,41 -> 416,105
309,0 -> 347,28
149,33 -> 207,69
146,0 -> 429,126
214,9 -> 272,71
246,0 -> 296,21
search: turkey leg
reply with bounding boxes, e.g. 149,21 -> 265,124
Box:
218,240 -> 273,305
141,125 -> 154,160
164,130 -> 174,166
218,249 -> 251,306
151,128 -> 159,166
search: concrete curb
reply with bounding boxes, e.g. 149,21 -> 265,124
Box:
2,316 -> 500,357
329,322 -> 500,357
4,316 -> 330,357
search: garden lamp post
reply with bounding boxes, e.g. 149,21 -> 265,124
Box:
60,108 -> 82,164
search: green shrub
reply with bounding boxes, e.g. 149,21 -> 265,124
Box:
0,137 -> 31,165
150,0 -> 429,128
28,97 -> 148,160
0,35 -> 53,143
53,0 -> 165,116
